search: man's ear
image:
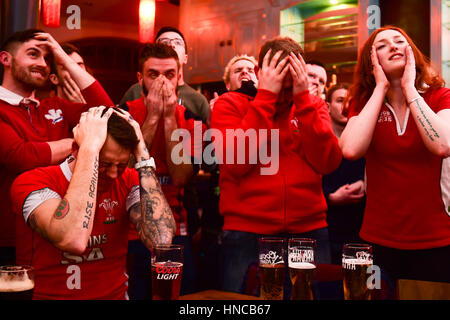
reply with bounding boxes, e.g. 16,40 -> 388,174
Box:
49,74 -> 59,86
326,101 -> 331,112
183,54 -> 188,65
137,71 -> 143,84
0,51 -> 12,67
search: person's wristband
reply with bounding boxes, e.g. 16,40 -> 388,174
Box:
134,157 -> 156,170
407,96 -> 422,105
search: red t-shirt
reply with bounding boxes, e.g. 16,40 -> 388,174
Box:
11,160 -> 139,300
125,97 -> 203,237
348,87 -> 450,249
0,81 -> 113,247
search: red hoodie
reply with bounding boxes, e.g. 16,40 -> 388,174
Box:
211,89 -> 341,234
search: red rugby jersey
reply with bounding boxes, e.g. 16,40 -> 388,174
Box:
348,87 -> 450,249
11,161 -> 139,299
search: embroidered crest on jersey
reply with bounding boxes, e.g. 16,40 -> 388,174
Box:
377,110 -> 393,123
44,109 -> 64,124
99,198 -> 119,224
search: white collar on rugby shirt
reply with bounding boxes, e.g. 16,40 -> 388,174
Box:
0,86 -> 40,107
60,156 -> 74,182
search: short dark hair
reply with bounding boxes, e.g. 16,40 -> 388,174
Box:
102,108 -> 139,151
138,42 -> 180,72
305,59 -> 326,70
61,43 -> 81,56
325,83 -> 350,103
1,28 -> 45,53
258,37 -> 303,69
51,43 -> 82,75
155,26 -> 187,52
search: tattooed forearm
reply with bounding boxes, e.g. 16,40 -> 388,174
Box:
132,166 -> 176,248
54,198 -> 70,220
82,201 -> 94,229
88,157 -> 99,198
83,156 -> 98,229
413,100 -> 440,141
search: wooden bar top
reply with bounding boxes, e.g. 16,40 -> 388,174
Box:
180,290 -> 263,300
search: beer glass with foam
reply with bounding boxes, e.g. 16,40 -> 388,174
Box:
151,244 -> 184,300
258,237 -> 285,300
288,238 -> 316,300
342,243 -> 373,300
0,265 -> 34,300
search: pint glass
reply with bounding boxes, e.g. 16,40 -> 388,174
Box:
342,243 -> 373,300
0,265 -> 34,300
258,237 -> 285,300
151,244 -> 183,300
288,238 -> 316,300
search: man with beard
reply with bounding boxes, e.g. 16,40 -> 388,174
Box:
0,29 -> 113,265
122,43 -> 203,298
11,107 -> 175,299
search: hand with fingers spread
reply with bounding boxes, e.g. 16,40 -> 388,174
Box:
371,45 -> 390,90
73,106 -> 113,151
257,49 -> 290,95
112,108 -> 150,161
62,73 -> 86,103
288,52 -> 309,96
33,32 -> 68,65
34,32 -> 97,91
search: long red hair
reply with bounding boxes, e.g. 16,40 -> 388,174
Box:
346,25 -> 445,114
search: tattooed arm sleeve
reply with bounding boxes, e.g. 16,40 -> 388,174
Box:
129,166 -> 176,250
21,150 -> 101,255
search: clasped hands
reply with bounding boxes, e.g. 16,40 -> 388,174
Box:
144,75 -> 177,122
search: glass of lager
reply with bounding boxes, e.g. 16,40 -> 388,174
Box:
258,237 -> 285,300
0,265 -> 34,300
342,243 -> 373,300
151,244 -> 183,300
288,238 -> 316,300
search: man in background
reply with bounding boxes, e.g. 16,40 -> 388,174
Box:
306,60 -> 327,99
49,43 -> 87,103
120,26 -> 209,123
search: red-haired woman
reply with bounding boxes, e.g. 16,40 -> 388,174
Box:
340,26 -> 450,284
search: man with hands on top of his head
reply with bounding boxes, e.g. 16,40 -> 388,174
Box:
11,106 -> 175,300
0,29 -> 113,265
